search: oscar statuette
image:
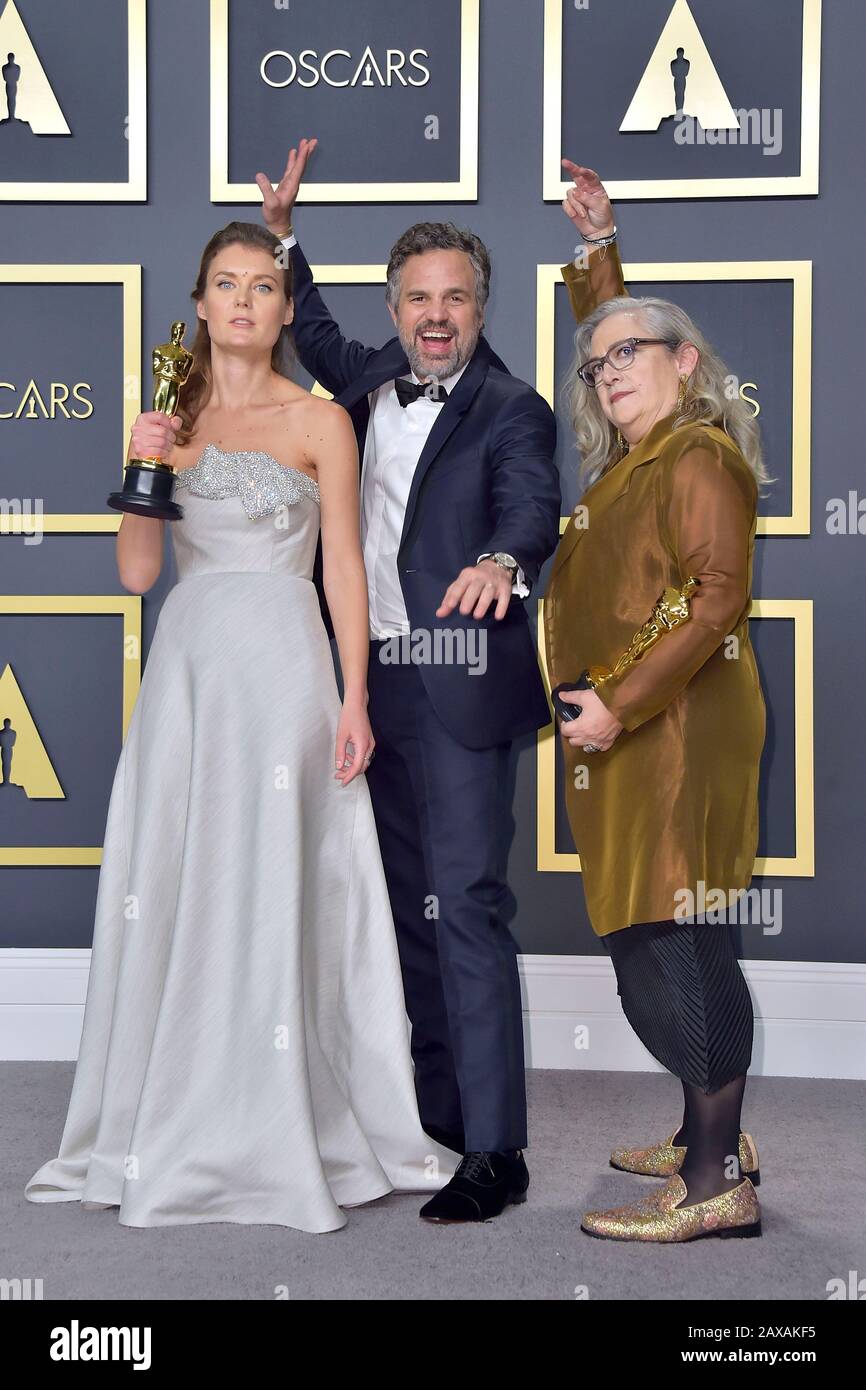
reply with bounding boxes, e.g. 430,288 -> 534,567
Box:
552,577 -> 702,723
107,321 -> 194,520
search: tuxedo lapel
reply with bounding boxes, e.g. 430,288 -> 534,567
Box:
333,334 -> 499,533
398,339 -> 492,552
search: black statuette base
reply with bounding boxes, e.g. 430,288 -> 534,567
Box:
107,461 -> 184,521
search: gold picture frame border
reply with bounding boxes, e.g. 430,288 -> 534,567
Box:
536,259 -> 812,535
300,263 -> 388,398
543,0 -> 822,200
210,0 -> 480,202
536,597 -> 815,878
0,593 -> 142,866
0,263 -> 142,535
0,0 -> 147,202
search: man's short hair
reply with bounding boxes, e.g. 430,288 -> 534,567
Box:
386,222 -> 491,312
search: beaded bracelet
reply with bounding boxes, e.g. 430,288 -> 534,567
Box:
581,224 -> 617,248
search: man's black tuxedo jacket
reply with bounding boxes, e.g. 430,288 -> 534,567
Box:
289,239 -> 561,750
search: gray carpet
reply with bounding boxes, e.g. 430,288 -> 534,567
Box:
5,1065 -> 864,1301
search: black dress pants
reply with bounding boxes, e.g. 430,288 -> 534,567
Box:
364,645 -> 527,1152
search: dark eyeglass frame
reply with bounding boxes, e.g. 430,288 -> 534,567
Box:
577,336 -> 676,388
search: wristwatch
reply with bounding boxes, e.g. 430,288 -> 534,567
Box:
479,551 -> 519,581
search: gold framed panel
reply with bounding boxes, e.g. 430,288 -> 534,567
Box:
0,264 -> 142,535
210,0 -> 480,203
0,0 -> 146,202
0,593 -> 142,866
536,259 -> 812,536
536,597 -> 815,878
542,0 -> 822,200
301,263 -> 388,398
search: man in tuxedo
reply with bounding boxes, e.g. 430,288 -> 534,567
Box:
258,142 -> 560,1222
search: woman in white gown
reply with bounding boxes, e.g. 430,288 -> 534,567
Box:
24,219 -> 454,1232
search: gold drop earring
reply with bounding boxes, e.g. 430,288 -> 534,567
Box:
676,374 -> 689,412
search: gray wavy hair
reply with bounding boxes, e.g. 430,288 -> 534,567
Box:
385,222 -> 491,312
562,295 -> 772,491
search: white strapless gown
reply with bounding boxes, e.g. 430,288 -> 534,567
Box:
24,444 -> 455,1232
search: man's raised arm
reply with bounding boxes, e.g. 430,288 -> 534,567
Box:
256,140 -> 379,396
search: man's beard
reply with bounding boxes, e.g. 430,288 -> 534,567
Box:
399,322 -> 480,382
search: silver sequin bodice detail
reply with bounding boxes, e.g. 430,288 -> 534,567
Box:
170,444 -> 321,582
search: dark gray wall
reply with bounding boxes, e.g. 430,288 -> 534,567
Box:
1,1 -> 862,965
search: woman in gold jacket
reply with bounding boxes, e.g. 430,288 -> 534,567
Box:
545,164 -> 769,1242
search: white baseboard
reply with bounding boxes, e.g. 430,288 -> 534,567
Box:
1,949 -> 92,1061
519,955 -> 866,1080
2,950 -> 865,1080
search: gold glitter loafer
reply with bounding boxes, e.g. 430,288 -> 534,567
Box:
583,1173 -> 756,1251
610,1129 -> 760,1185
581,1174 -> 762,1242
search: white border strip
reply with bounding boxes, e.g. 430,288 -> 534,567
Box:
2,951 -> 865,1079
520,955 -> 866,1080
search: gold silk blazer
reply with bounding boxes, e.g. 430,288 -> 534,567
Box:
544,246 -> 766,937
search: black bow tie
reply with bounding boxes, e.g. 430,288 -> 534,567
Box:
394,377 -> 449,408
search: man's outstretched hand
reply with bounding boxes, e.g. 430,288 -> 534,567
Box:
436,560 -> 514,621
561,160 -> 615,241
255,139 -> 319,236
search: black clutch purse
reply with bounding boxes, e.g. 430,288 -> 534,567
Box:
550,674 -> 592,723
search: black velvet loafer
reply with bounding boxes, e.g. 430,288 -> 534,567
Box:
419,1150 -> 529,1223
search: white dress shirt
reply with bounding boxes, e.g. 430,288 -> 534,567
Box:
361,363 -> 467,638
361,364 -> 527,638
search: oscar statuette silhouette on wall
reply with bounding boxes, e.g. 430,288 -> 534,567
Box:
620,0 -> 739,133
0,715 -> 24,805
1,49 -> 20,122
671,46 -> 690,115
0,664 -> 65,803
0,0 -> 70,134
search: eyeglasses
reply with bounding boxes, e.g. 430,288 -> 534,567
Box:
577,337 -> 675,388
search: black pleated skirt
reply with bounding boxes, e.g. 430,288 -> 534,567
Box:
603,918 -> 754,1093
